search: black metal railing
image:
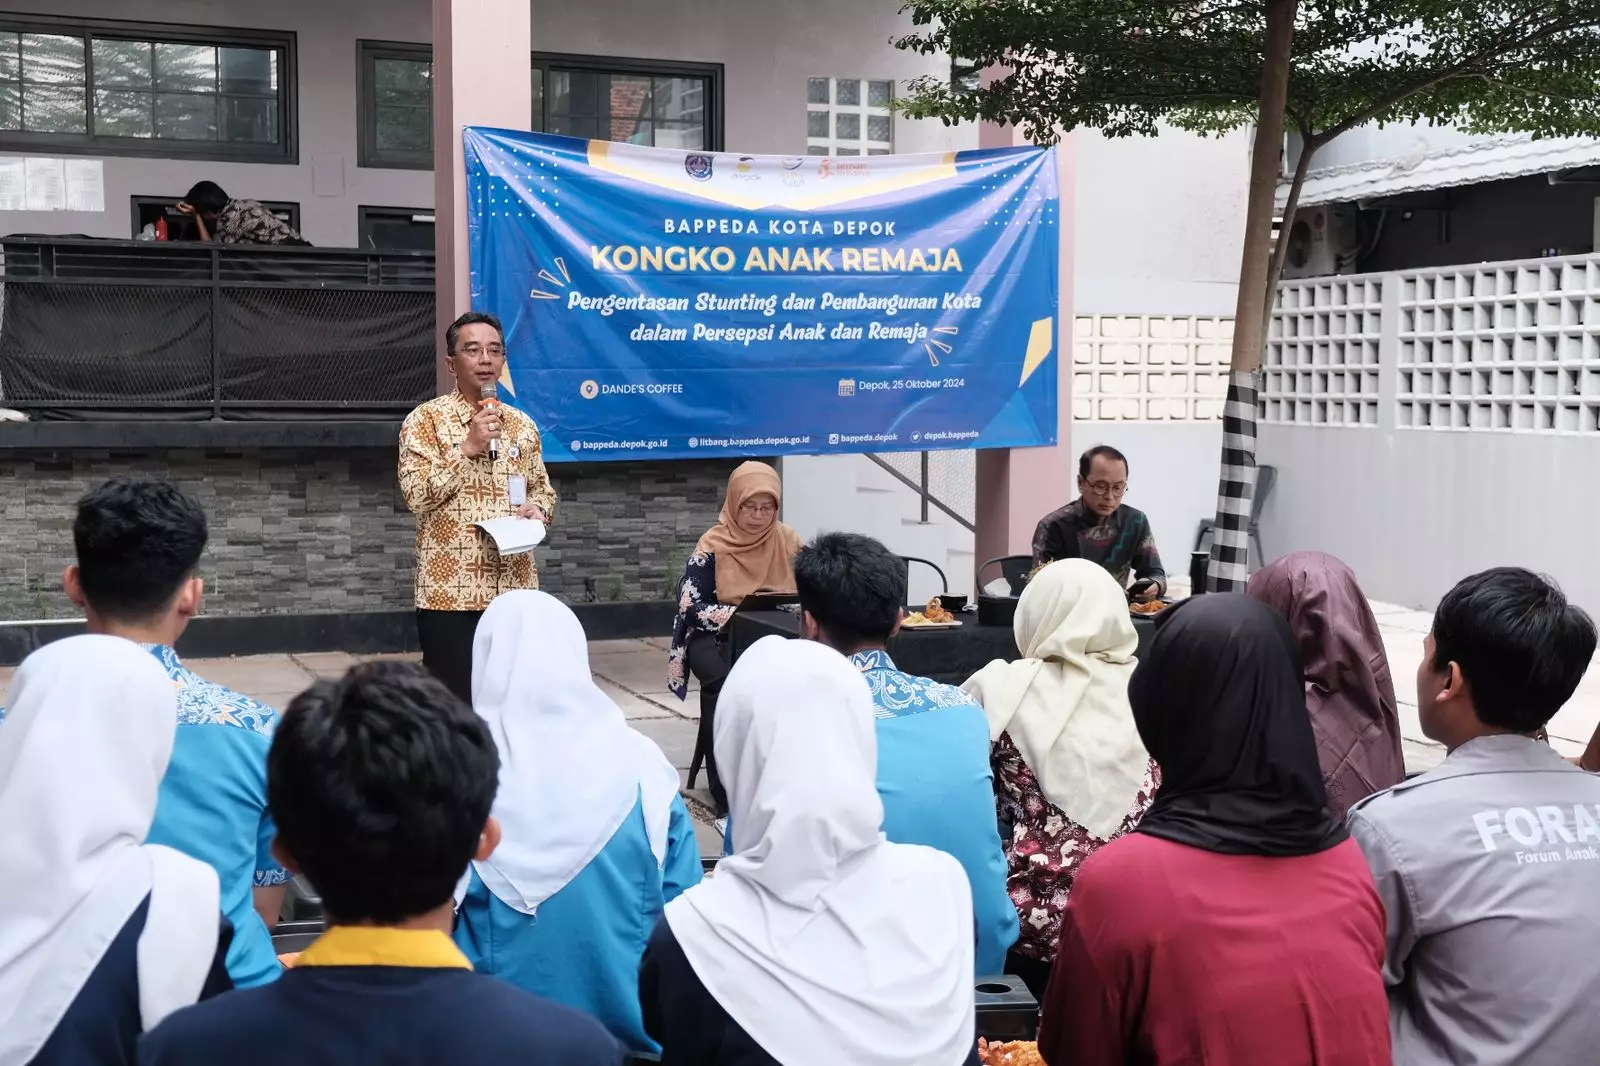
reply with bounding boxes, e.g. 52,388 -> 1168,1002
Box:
0,237 -> 435,420
865,451 -> 977,532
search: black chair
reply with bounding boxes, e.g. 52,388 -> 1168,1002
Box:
976,555 -> 1034,596
270,919 -> 325,956
1193,464 -> 1277,569
900,555 -> 949,598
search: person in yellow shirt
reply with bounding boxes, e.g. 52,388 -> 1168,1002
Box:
398,311 -> 556,701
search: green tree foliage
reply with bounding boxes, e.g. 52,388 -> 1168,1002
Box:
896,0 -> 1600,367
898,1 -> 1600,589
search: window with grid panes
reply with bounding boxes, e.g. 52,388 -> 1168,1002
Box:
532,56 -> 717,151
358,41 -> 431,169
806,77 -> 893,156
0,16 -> 292,161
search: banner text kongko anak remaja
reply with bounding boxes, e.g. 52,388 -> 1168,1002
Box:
464,129 -> 1060,462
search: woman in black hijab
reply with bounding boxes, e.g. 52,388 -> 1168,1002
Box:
1131,593 -> 1348,855
1038,595 -> 1391,1066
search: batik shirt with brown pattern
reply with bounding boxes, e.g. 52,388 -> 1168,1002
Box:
398,391 -> 558,611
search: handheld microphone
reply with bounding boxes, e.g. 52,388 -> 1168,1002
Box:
479,382 -> 500,460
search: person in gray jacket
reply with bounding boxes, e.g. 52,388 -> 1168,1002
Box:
1348,567 -> 1600,1066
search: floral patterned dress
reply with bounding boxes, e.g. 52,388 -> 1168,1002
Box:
667,551 -> 735,699
993,732 -> 1162,961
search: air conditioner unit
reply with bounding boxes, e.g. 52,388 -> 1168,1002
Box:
1280,204 -> 1359,279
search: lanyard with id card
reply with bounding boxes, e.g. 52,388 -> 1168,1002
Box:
506,442 -> 527,507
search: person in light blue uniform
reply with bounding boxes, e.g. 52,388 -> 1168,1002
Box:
454,591 -> 702,1053
0,479 -> 289,989
789,532 -> 1018,975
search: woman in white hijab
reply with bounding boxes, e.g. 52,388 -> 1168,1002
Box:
642,635 -> 979,1066
0,635 -> 226,1066
453,590 -> 700,1055
963,559 -> 1161,997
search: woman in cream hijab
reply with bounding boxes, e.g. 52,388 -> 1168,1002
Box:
963,559 -> 1160,996
0,636 -> 228,1066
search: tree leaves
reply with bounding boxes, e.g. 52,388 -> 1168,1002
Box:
895,0 -> 1600,144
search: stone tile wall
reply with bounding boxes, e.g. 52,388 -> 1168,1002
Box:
0,447 -> 736,621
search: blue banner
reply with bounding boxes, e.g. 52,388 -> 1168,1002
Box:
464,128 -> 1059,462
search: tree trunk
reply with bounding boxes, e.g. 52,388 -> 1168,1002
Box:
1261,134 -> 1317,344
1205,0 -> 1297,593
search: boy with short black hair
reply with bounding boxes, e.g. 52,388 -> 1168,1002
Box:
139,661 -> 623,1066
0,478 -> 290,989
791,531 -> 1017,976
1348,567 -> 1600,1066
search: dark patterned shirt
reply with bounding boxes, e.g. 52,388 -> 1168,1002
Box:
1031,499 -> 1165,588
214,199 -> 307,245
666,551 -> 735,699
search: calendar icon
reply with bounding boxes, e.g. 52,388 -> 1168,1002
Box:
837,379 -> 856,397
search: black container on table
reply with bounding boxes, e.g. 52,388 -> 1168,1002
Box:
975,973 -> 1040,1041
1190,550 -> 1210,594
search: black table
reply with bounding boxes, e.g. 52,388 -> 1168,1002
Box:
729,608 -> 1156,686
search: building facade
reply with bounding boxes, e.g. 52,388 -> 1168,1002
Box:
0,0 -> 1081,649
1262,124 -> 1600,610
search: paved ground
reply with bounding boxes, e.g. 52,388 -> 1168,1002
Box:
7,598 -> 1598,857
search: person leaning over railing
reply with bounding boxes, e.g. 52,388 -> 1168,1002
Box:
177,180 -> 309,246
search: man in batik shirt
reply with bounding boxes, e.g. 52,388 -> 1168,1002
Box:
398,311 -> 556,702
178,180 -> 308,245
1032,444 -> 1165,597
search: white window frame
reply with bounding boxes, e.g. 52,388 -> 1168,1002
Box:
806,77 -> 893,157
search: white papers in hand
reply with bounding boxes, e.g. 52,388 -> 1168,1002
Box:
473,517 -> 547,556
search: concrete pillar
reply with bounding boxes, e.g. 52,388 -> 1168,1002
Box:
432,0 -> 532,393
973,116 -> 1077,576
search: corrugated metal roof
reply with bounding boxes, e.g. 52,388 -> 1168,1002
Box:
1279,134 -> 1600,209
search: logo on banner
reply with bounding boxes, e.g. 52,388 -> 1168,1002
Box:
734,156 -> 760,182
780,156 -> 806,187
684,153 -> 714,181
580,379 -> 600,400
817,159 -> 870,180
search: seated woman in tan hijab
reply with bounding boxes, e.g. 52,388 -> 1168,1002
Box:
963,559 -> 1160,999
1248,551 -> 1405,819
667,461 -> 802,812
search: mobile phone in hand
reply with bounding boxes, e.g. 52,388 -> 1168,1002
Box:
1128,578 -> 1159,599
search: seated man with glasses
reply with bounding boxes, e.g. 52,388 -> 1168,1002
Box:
1031,445 -> 1166,600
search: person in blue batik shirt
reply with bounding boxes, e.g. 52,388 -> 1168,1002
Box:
453,590 -> 702,1054
789,531 -> 1018,975
0,479 -> 291,989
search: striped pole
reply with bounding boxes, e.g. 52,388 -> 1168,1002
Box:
1206,370 -> 1259,592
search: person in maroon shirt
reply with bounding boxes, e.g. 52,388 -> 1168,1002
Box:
1038,594 -> 1390,1066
